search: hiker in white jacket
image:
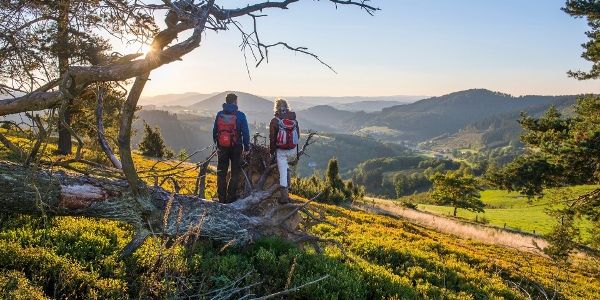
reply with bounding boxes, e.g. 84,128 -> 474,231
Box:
269,98 -> 300,203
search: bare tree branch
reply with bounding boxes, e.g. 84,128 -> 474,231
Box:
96,86 -> 122,170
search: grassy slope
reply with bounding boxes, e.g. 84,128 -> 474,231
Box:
0,131 -> 599,299
416,186 -> 598,237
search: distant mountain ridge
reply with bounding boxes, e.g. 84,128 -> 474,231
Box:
354,89 -> 578,141
281,95 -> 426,105
335,100 -> 411,112
139,89 -> 580,145
189,91 -> 273,112
140,92 -> 425,112
140,92 -> 216,106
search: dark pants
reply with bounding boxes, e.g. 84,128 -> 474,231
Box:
217,145 -> 242,203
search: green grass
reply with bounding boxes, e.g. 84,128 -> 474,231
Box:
2,130 -> 600,299
416,186 -> 598,239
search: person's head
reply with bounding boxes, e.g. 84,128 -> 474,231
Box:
225,93 -> 238,105
274,98 -> 290,115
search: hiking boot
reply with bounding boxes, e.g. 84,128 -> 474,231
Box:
279,188 -> 290,204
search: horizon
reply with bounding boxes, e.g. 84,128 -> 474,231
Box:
140,88 -> 593,104
134,0 -> 600,99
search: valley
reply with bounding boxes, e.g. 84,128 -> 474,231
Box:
135,88 -> 578,174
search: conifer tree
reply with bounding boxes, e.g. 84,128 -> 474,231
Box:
139,122 -> 173,159
326,157 -> 344,189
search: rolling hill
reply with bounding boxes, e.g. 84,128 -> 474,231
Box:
0,133 -> 597,299
335,100 -> 409,112
140,92 -> 216,106
138,89 -> 580,153
189,91 -> 273,112
282,95 -> 425,105
140,92 -> 424,112
273,89 -> 578,143
422,96 -> 579,150
363,89 -> 577,140
297,105 -> 367,132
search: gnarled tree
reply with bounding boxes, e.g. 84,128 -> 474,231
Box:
0,0 -> 378,255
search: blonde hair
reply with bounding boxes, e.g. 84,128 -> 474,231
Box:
273,98 -> 290,114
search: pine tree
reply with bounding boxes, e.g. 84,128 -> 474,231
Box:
138,122 -> 173,158
326,157 -> 344,189
177,148 -> 189,161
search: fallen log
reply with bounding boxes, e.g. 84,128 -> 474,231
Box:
0,143 -> 322,256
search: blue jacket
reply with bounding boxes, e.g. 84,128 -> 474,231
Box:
213,103 -> 250,150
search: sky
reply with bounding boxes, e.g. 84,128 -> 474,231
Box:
131,0 -> 600,98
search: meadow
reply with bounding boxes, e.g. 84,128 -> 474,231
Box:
0,130 -> 599,299
415,186 -> 598,238
1,196 -> 599,299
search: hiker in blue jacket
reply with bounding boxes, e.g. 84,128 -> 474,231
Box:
212,93 -> 250,203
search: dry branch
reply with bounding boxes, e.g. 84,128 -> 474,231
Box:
96,87 -> 122,170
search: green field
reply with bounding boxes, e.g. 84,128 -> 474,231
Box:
417,186 -> 598,239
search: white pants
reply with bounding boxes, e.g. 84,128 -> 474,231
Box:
276,148 -> 297,187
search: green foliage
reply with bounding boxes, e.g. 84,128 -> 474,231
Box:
293,158 -> 364,204
325,157 -> 344,189
543,212 -> 580,262
430,171 -> 484,216
352,156 -> 461,198
416,186 -> 597,237
393,172 -> 430,198
563,0 -> 600,79
0,270 -> 47,300
352,155 -> 424,195
486,155 -> 561,198
0,215 -> 129,298
1,203 -> 600,299
296,133 -> 409,177
491,95 -> 600,257
138,122 -> 174,159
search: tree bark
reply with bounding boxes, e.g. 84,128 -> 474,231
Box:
118,73 -> 150,196
96,88 -> 122,170
0,161 -> 261,243
56,0 -> 72,155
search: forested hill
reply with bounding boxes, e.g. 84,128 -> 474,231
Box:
293,89 -> 576,141
140,89 -> 577,144
297,105 -> 370,133
360,89 -> 577,140
133,89 -> 579,166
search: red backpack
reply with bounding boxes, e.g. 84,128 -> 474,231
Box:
216,113 -> 238,147
276,118 -> 299,150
